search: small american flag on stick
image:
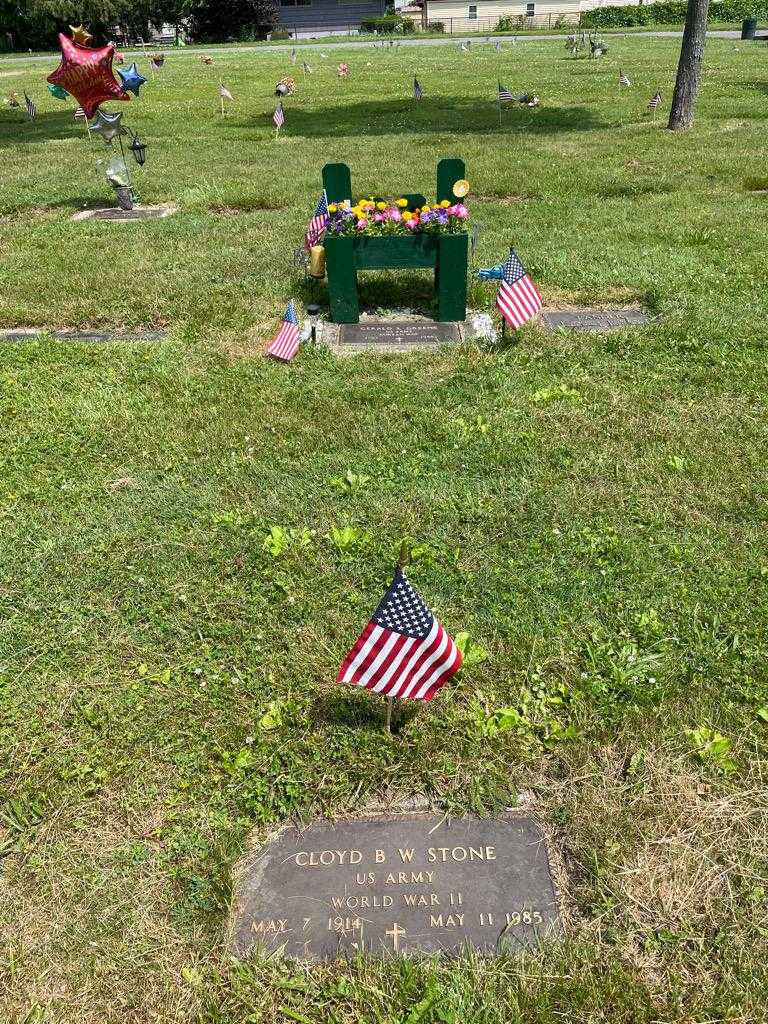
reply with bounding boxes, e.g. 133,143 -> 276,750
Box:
338,565 -> 462,703
648,90 -> 662,110
498,82 -> 513,103
302,61 -> 312,74
273,101 -> 285,131
305,190 -> 329,250
618,69 -> 631,87
496,248 -> 542,330
24,92 -> 36,119
265,300 -> 300,361
413,76 -> 423,100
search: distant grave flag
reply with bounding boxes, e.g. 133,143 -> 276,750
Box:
219,81 -> 233,117
496,248 -> 542,330
273,100 -> 285,132
413,76 -> 423,100
291,47 -> 297,64
498,82 -> 513,103
619,69 -> 631,87
24,92 -> 37,119
74,105 -> 86,118
305,190 -> 329,250
266,300 -> 300,361
460,42 -> 468,52
495,40 -> 502,52
302,61 -> 312,74
337,566 -> 462,702
648,90 -> 662,111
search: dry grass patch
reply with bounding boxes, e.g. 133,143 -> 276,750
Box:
0,798 -> 209,1024
542,743 -> 768,986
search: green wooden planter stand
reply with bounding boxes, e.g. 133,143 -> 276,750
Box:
322,158 -> 469,325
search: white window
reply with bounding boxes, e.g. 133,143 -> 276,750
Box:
468,4 -> 477,18
526,2 -> 535,14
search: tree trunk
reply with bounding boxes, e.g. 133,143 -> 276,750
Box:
668,0 -> 710,130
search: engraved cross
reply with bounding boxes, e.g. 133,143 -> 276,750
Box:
385,922 -> 406,952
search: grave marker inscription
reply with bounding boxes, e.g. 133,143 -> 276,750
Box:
231,814 -> 560,961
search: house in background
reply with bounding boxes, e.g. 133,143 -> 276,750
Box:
277,0 -> 387,37
421,0 -> 581,31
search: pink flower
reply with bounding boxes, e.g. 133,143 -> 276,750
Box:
452,204 -> 469,219
389,208 -> 402,222
373,212 -> 384,223
404,217 -> 418,230
356,218 -> 368,230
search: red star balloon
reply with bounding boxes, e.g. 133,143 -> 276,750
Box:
47,33 -> 129,120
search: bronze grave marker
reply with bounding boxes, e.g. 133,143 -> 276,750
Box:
231,814 -> 560,961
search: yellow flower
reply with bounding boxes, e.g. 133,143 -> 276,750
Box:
376,201 -> 386,211
431,203 -> 440,210
397,198 -> 408,208
440,199 -> 450,208
328,203 -> 337,213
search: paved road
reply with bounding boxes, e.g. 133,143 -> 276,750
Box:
0,29 -> 742,64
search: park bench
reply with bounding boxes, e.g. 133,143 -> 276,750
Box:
321,158 -> 469,325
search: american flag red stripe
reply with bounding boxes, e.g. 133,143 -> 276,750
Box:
337,568 -> 462,702
265,300 -> 300,361
305,190 -> 329,250
496,275 -> 542,329
495,249 -> 542,330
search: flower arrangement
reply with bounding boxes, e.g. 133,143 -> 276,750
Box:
326,197 -> 469,237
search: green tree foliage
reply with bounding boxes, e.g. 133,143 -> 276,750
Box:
186,0 -> 279,41
581,0 -> 767,27
0,0 -> 277,49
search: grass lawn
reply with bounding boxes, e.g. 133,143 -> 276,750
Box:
1,36 -> 768,1024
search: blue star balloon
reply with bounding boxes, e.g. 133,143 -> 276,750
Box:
117,63 -> 147,97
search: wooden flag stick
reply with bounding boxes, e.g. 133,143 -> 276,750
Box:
386,696 -> 394,732
386,539 -> 412,734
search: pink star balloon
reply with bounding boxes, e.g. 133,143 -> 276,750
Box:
47,33 -> 129,120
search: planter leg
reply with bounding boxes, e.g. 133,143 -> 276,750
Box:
437,235 -> 468,322
326,246 -> 360,324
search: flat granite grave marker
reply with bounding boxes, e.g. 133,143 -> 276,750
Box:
337,321 -> 461,353
71,204 -> 177,223
542,308 -> 650,331
230,813 -> 560,961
